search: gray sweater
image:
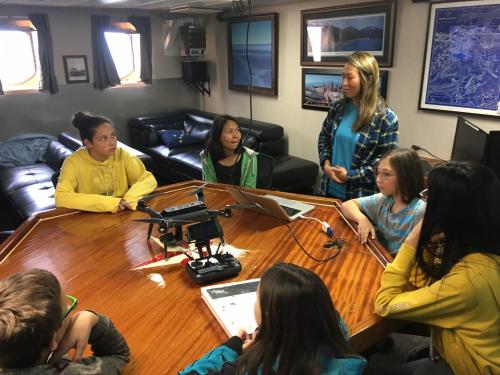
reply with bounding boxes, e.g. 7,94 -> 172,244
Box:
2,314 -> 130,375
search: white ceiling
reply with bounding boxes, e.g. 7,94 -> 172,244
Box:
0,0 -> 296,12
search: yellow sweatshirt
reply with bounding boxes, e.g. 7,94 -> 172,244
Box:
55,147 -> 157,213
375,243 -> 500,375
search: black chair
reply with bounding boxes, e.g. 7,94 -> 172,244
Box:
256,152 -> 274,189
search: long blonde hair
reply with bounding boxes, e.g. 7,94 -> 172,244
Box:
346,51 -> 386,132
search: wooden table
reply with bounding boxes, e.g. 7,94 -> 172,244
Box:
0,181 -> 400,374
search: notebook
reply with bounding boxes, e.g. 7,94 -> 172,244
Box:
227,188 -> 314,221
201,279 -> 260,337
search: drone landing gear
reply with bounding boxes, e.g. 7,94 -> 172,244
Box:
185,240 -> 241,284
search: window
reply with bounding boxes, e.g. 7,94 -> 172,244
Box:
105,22 -> 141,84
0,20 -> 40,92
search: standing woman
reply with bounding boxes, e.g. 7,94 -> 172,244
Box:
318,51 -> 399,200
201,115 -> 257,188
375,162 -> 500,374
55,112 -> 157,213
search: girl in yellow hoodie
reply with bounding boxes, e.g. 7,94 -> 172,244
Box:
55,112 -> 157,213
375,162 -> 500,375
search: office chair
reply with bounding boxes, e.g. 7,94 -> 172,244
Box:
256,152 -> 274,189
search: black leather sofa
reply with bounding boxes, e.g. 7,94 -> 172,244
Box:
0,132 -> 152,231
128,110 -> 319,193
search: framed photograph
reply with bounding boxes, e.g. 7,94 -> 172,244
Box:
419,0 -> 499,117
227,13 -> 278,96
63,55 -> 89,84
301,0 -> 396,67
302,69 -> 388,111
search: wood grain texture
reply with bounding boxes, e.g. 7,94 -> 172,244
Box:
0,181 -> 401,373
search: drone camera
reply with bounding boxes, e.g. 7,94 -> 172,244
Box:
186,219 -> 223,243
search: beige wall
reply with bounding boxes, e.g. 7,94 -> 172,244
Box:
202,0 -> 499,163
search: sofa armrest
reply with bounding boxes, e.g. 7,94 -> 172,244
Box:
45,140 -> 73,171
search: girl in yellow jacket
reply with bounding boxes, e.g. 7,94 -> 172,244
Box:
55,112 -> 157,213
375,162 -> 500,375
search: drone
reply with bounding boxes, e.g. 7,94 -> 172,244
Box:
134,185 -> 254,284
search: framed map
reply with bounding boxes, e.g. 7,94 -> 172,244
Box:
419,0 -> 500,117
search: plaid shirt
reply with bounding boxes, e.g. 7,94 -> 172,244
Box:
318,100 -> 399,199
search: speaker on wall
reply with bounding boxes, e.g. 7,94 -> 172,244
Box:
182,61 -> 208,82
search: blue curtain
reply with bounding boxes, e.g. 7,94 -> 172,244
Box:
128,15 -> 153,84
91,15 -> 120,89
28,13 -> 59,94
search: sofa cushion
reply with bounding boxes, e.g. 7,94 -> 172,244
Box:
0,164 -> 54,193
157,129 -> 204,149
4,181 -> 55,223
184,119 -> 211,141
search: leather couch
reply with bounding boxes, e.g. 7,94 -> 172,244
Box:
128,110 -> 319,193
0,132 -> 152,231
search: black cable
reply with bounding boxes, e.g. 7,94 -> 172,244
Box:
411,145 -> 446,162
226,0 -> 347,266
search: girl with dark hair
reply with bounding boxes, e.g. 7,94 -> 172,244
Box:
201,115 -> 257,188
318,51 -> 399,200
341,148 -> 425,255
375,162 -> 500,374
179,263 -> 367,375
55,112 -> 157,213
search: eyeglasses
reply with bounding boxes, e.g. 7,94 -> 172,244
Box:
419,188 -> 429,202
61,294 -> 77,322
223,128 -> 241,135
375,169 -> 395,180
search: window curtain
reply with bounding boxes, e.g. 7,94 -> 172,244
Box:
28,13 -> 59,94
91,15 -> 120,89
0,80 -> 4,95
128,15 -> 153,84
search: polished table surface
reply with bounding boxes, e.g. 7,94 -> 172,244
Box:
0,181 -> 400,374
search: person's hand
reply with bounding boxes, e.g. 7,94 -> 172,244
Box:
236,328 -> 256,352
50,311 -> 99,363
118,199 -> 132,212
404,220 -> 422,249
331,165 -> 347,184
357,216 -> 376,244
323,163 -> 337,182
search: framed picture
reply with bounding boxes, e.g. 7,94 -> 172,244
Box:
301,0 -> 396,67
302,68 -> 388,111
63,55 -> 89,84
227,13 -> 278,96
419,0 -> 499,117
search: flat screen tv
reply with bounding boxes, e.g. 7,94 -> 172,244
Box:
450,116 -> 488,163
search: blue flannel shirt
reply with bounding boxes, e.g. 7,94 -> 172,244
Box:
317,100 -> 399,200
